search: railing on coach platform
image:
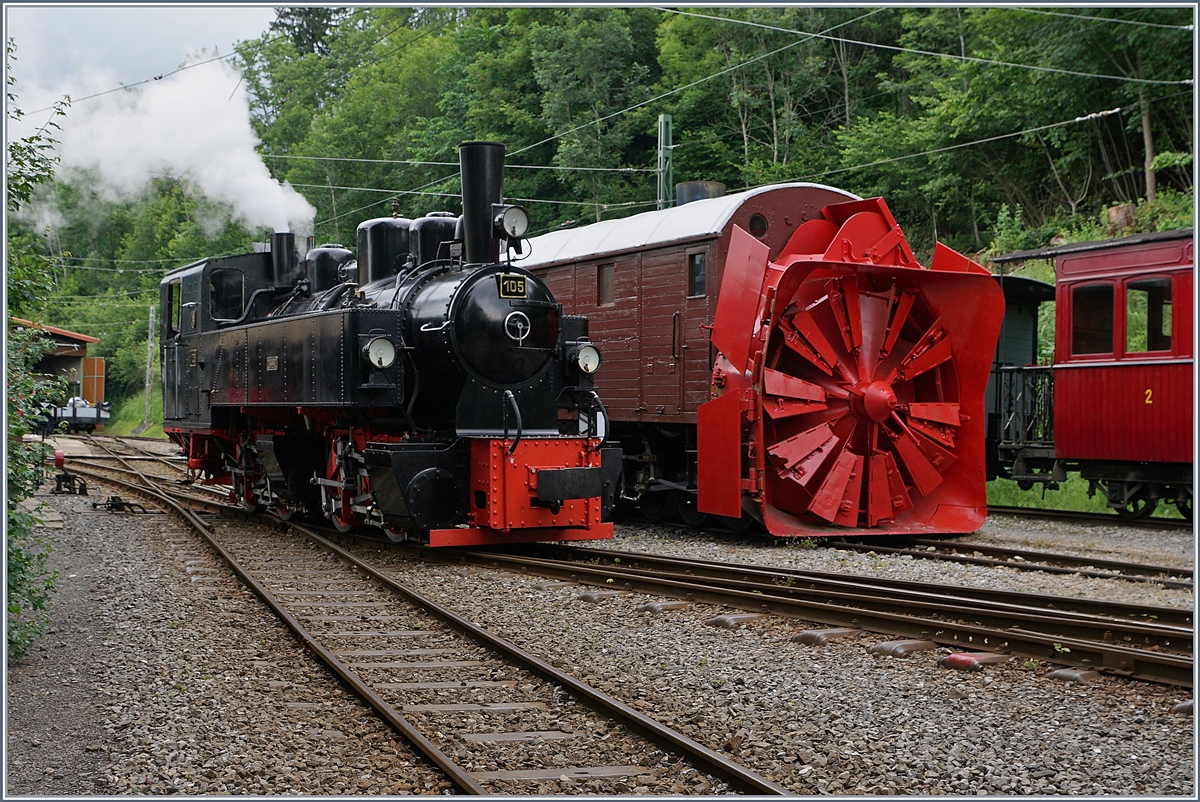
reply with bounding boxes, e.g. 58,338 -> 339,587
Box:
997,366 -> 1054,448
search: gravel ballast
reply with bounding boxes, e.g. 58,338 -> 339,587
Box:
5,479 -> 1195,796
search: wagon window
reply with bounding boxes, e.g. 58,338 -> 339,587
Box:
597,263 -> 615,306
209,269 -> 245,321
748,213 -> 768,238
1125,277 -> 1172,353
1070,283 -> 1113,355
688,252 -> 707,297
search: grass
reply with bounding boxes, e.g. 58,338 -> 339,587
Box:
987,474 -> 1186,520
100,385 -> 167,440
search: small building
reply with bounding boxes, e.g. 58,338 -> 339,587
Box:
10,317 -> 105,403
10,317 -> 111,432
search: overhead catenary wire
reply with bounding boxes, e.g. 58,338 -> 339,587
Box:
799,108 -> 1126,182
1014,7 -> 1195,31
288,181 -> 653,208
655,7 -> 1194,86
265,154 -> 654,172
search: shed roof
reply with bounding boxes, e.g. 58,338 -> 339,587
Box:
9,317 -> 101,344
518,182 -> 859,269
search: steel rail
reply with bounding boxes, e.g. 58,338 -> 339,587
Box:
82,434 -> 189,476
648,518 -> 1193,583
299,528 -> 791,795
444,550 -> 1193,687
59,445 -> 791,795
541,544 -> 1193,630
62,447 -> 488,793
463,550 -> 1191,655
62,464 -> 230,511
987,505 -> 1192,531
907,537 -> 1193,580
832,540 -> 1193,589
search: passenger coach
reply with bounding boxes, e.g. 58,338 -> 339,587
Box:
992,229 -> 1193,519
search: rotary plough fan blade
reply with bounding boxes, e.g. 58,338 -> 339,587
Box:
762,275 -> 962,527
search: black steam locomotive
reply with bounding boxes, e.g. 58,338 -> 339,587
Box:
160,142 -> 619,546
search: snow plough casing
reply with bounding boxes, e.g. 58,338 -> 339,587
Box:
697,197 -> 1005,536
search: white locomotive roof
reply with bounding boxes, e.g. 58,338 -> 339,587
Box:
518,182 -> 859,269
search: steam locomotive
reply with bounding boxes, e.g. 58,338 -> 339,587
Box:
160,142 -> 620,546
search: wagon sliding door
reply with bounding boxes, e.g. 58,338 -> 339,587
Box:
638,250 -> 685,416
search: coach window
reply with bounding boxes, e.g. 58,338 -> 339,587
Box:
597,263 -> 615,306
209,269 -> 245,321
1070,283 -> 1114,355
687,252 -> 707,297
1125,277 -> 1172,354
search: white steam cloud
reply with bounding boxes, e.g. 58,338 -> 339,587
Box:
55,55 -> 315,235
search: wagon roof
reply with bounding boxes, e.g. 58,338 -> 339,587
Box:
517,182 -> 858,269
990,227 -> 1193,264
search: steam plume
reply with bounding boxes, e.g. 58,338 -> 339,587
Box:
55,54 -> 314,235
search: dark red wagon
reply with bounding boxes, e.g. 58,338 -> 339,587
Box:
992,229 -> 1194,520
522,184 -> 1006,536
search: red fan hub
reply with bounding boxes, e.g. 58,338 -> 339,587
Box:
862,381 -> 897,422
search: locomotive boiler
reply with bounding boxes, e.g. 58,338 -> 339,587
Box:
160,142 -> 620,546
521,185 -> 1006,537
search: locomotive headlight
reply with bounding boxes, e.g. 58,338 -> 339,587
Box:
571,343 -> 602,374
363,336 -> 396,369
493,204 -> 531,239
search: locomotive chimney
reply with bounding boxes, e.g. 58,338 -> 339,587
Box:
675,181 -> 726,206
458,141 -> 505,265
271,232 -> 299,285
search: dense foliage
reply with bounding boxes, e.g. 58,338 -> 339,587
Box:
8,7 -> 1193,411
6,40 -> 66,660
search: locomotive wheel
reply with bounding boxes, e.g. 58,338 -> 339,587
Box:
326,444 -> 363,534
676,492 -> 709,528
239,478 -> 264,513
383,525 -> 409,544
273,500 -> 296,521
639,490 -> 678,523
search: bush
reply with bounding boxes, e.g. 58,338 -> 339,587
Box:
6,325 -> 62,660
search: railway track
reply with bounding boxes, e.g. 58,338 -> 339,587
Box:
833,539 -> 1193,589
436,543 -> 1193,688
644,517 -> 1192,589
53,443 -> 789,794
987,505 -> 1192,530
58,439 -> 1194,693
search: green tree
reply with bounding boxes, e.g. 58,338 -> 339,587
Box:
270,6 -> 352,56
529,8 -> 658,221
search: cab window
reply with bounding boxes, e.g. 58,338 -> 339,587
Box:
209,269 -> 245,321
167,280 -> 182,336
1070,283 -> 1113,355
1125,277 -> 1172,354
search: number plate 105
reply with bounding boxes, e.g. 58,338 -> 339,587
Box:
498,274 -> 527,299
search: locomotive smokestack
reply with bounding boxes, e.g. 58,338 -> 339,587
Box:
458,141 -> 505,264
271,231 -> 299,285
